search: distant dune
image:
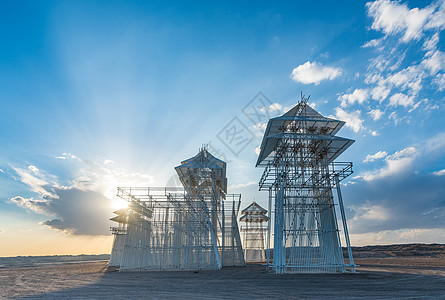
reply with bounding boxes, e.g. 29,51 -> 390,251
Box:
347,243 -> 445,258
1,244 -> 444,268
0,254 -> 110,268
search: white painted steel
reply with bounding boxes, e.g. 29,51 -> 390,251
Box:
256,99 -> 356,273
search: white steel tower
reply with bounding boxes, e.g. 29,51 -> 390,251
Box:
256,97 -> 355,273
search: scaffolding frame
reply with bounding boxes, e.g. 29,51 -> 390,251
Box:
109,148 -> 245,271
256,97 -> 356,273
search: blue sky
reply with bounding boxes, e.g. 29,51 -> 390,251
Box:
1,0 -> 444,256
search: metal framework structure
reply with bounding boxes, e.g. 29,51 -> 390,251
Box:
240,201 -> 268,263
256,96 -> 356,273
109,148 -> 245,271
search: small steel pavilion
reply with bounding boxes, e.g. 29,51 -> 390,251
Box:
256,96 -> 355,273
240,201 -> 268,263
109,147 -> 245,271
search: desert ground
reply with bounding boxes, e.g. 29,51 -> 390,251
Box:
1,244 -> 444,299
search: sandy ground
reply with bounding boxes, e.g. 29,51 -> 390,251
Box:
1,257 -> 445,299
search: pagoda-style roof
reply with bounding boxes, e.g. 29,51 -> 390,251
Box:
175,147 -> 227,193
240,201 -> 268,222
256,103 -> 354,166
240,214 -> 269,222
113,208 -> 128,216
110,215 -> 128,224
241,201 -> 267,215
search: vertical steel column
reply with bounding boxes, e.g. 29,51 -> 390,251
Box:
274,172 -> 285,273
334,175 -> 355,272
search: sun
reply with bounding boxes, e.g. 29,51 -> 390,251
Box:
112,197 -> 128,210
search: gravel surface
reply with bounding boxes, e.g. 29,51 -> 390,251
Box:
1,257 -> 445,299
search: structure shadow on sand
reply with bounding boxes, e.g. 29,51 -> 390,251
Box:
5,261 -> 445,299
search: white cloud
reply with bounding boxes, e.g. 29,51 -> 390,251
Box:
352,204 -> 391,221
252,122 -> 267,137
433,73 -> 445,91
255,146 -> 261,156
368,108 -> 384,121
371,130 -> 379,136
389,93 -> 414,107
362,38 -> 384,48
386,65 -> 424,96
422,32 -> 440,51
370,85 -> 390,102
290,61 -> 342,85
28,165 -> 39,174
13,166 -> 58,198
334,107 -> 364,132
425,0 -> 445,30
362,147 -> 418,181
104,159 -> 114,165
425,132 -> 445,154
339,89 -> 368,107
433,169 -> 445,176
0,169 -> 4,174
421,50 -> 445,75
10,155 -> 155,235
363,150 -> 387,162
10,196 -> 52,216
366,0 -> 436,42
268,103 -> 282,112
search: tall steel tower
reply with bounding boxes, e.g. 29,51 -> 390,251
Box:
256,97 -> 355,273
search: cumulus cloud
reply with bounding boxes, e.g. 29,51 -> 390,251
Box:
433,73 -> 445,91
433,169 -> 445,176
13,166 -> 58,198
343,0 -> 445,123
386,65 -> 424,97
362,38 -> 384,48
339,89 -> 369,107
363,150 -> 388,162
9,156 -> 155,235
10,196 -> 52,215
333,107 -> 364,132
268,103 -> 282,112
421,50 -> 445,75
361,147 -> 418,181
368,108 -> 384,121
370,85 -> 390,102
389,93 -> 415,107
422,32 -> 440,51
251,122 -> 268,139
366,0 -> 437,42
290,61 -> 342,85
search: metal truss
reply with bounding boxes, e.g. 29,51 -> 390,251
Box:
109,148 -> 245,271
256,98 -> 356,273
